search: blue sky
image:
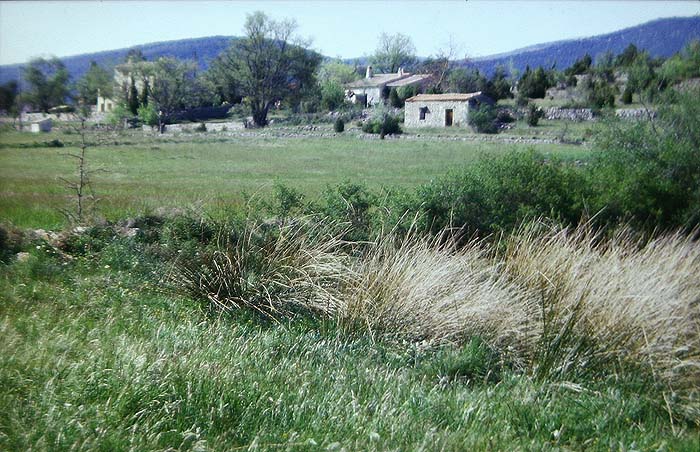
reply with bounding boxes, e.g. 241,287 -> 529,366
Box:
0,1 -> 698,65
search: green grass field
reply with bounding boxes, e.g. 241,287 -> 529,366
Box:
0,125 -> 587,229
2,121 -> 697,451
2,235 -> 697,451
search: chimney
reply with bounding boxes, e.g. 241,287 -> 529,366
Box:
366,65 -> 373,79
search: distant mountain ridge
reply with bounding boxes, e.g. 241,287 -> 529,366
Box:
465,16 -> 700,75
0,36 -> 238,87
0,16 -> 698,86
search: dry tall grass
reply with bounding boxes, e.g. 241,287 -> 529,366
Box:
503,223 -> 700,420
172,220 -> 349,318
173,219 -> 699,420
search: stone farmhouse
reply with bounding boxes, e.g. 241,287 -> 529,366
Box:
96,89 -> 116,113
404,92 -> 493,128
96,60 -> 155,114
345,66 -> 433,107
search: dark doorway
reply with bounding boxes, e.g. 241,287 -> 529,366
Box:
445,109 -> 453,126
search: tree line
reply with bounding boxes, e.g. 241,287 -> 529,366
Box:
2,11 -> 699,128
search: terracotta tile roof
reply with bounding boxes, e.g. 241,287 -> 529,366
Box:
405,92 -> 484,102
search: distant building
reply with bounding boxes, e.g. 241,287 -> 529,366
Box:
30,118 -> 52,133
404,92 -> 493,128
96,89 -> 116,113
345,66 -> 433,107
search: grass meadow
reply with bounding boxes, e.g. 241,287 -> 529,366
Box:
1,121 -> 698,451
0,125 -> 587,229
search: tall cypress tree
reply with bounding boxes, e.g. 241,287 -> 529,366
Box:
128,76 -> 139,114
139,79 -> 149,107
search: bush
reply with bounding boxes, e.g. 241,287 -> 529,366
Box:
416,150 -> 586,236
361,105 -> 402,137
321,80 -> 345,111
45,139 -> 64,148
526,104 -> 543,126
468,105 -> 498,134
389,88 -> 403,108
586,80 -> 616,109
195,122 -> 207,132
496,109 -> 515,123
333,117 -> 345,133
590,88 -> 700,230
137,103 -> 158,127
172,220 -> 344,319
107,103 -> 133,127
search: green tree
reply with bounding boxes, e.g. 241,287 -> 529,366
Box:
615,44 -> 639,68
75,61 -> 113,106
658,40 -> 700,85
370,33 -> 416,73
0,81 -> 19,117
518,66 -> 551,99
148,58 -> 208,132
212,12 -> 320,126
448,68 -> 486,94
22,57 -> 70,112
317,60 -> 359,85
468,105 -> 498,134
320,80 -> 345,111
205,45 -> 242,105
594,51 -> 616,82
626,52 -> 657,103
389,87 -> 402,108
484,66 -> 513,100
128,76 -> 139,114
565,54 -> 592,76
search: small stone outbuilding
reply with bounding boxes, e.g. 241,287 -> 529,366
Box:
404,92 -> 493,128
30,118 -> 52,133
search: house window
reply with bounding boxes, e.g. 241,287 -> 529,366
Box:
419,106 -> 428,120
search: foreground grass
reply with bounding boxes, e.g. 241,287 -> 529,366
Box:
1,225 -> 698,451
0,127 -> 586,229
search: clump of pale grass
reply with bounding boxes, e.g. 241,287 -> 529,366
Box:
171,219 -> 349,318
171,217 -> 699,420
503,222 -> 700,420
336,230 -> 536,354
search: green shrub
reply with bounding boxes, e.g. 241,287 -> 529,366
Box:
389,88 -> 403,108
321,80 -> 345,111
333,117 -> 345,133
590,88 -> 700,229
361,105 -> 402,136
269,182 -> 306,219
321,182 -> 377,242
107,103 -> 132,127
526,104 -> 543,127
45,139 -> 64,148
416,150 -> 586,236
137,103 -> 158,126
195,122 -> 207,132
586,79 -> 616,109
468,105 -> 498,134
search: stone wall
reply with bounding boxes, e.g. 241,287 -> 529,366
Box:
405,100 -> 470,128
544,108 -> 595,121
615,108 -> 657,119
155,120 -> 245,133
